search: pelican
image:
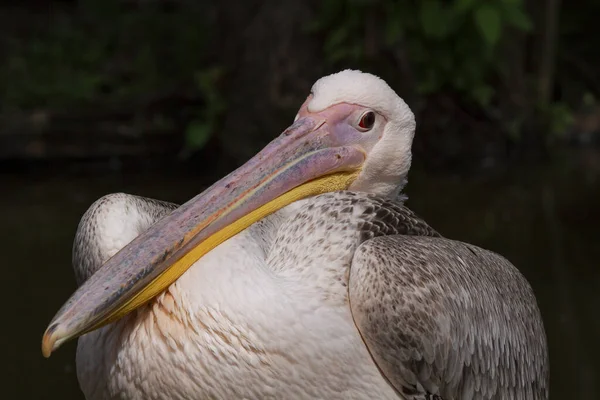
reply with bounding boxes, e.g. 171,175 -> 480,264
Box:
42,70 -> 549,399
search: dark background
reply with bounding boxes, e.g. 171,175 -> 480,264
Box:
2,0 -> 599,398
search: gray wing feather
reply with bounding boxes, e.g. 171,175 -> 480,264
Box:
349,235 -> 549,400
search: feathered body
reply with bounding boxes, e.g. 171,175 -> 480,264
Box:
40,69 -> 549,400
74,192 -> 547,400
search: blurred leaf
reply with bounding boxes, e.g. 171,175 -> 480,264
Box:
501,4 -> 533,32
417,67 -> 440,94
327,44 -> 363,65
506,116 -> 524,140
195,67 -> 224,97
438,47 -> 454,72
502,0 -> 523,5
308,0 -> 345,32
350,0 -> 376,5
547,102 -> 574,137
454,0 -> 478,14
474,4 -> 502,46
322,0 -> 346,22
185,121 -> 213,150
453,73 -> 467,90
419,0 -> 448,38
385,14 -> 404,45
384,1 -> 411,45
325,25 -> 350,54
80,0 -> 121,17
472,84 -> 495,106
582,92 -> 597,108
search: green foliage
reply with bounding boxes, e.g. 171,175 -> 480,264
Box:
184,67 -> 227,152
0,0 -> 224,153
474,4 -> 502,46
545,102 -> 575,138
313,0 -> 533,108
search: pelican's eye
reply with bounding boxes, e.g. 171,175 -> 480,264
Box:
358,111 -> 375,131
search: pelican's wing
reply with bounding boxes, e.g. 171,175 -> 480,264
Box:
349,235 -> 549,400
73,193 -> 179,285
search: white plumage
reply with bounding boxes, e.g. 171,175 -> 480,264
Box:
75,195 -> 399,399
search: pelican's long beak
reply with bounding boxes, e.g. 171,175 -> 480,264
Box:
42,115 -> 365,357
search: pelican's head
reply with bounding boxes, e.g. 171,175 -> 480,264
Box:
42,70 -> 416,357
302,69 -> 415,197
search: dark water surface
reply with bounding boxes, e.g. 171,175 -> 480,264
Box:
3,152 -> 599,399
